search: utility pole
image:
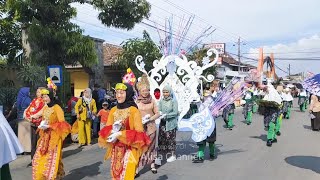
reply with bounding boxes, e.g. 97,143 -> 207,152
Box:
288,64 -> 291,76
237,37 -> 241,72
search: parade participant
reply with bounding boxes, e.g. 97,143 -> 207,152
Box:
24,87 -> 46,166
298,89 -> 308,112
281,88 -> 293,119
261,82 -> 282,147
309,94 -> 320,131
243,88 -> 254,125
97,101 -> 110,130
98,83 -> 150,180
16,87 -> 32,154
32,88 -> 71,180
223,103 -> 235,130
135,74 -> 160,174
193,90 -> 216,163
75,88 -> 97,147
252,86 -> 259,113
275,85 -> 284,136
158,85 -> 179,163
0,112 -> 24,180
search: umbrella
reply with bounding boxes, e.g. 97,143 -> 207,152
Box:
303,73 -> 320,95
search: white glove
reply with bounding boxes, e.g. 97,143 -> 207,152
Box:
107,132 -> 122,143
142,114 -> 151,124
112,120 -> 122,133
38,120 -> 49,130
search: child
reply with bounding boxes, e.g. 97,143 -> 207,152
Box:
97,101 -> 110,129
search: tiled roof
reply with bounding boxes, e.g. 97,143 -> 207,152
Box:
103,43 -> 123,66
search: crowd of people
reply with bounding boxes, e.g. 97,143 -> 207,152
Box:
1,74 -> 319,180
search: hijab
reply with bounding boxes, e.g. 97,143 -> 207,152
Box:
17,87 -> 30,109
46,88 -> 58,107
83,88 -> 92,105
162,85 -> 173,101
117,83 -> 138,109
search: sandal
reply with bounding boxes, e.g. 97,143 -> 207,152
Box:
151,167 -> 157,174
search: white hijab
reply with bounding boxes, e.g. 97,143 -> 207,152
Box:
0,112 -> 24,167
83,88 -> 93,104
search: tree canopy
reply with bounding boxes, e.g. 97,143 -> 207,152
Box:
115,30 -> 162,76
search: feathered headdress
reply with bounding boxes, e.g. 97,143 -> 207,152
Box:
122,68 -> 136,86
136,74 -> 150,92
46,77 -> 57,91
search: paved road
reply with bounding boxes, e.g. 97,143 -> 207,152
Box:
10,100 -> 320,180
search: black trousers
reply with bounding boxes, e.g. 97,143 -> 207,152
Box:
31,126 -> 39,160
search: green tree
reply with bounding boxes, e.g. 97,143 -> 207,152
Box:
0,0 -> 22,65
5,0 -> 151,86
188,47 -> 217,78
115,30 -> 162,76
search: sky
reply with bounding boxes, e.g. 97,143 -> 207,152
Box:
71,0 -> 320,77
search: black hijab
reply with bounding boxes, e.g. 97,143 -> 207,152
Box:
117,83 -> 138,109
46,88 -> 58,107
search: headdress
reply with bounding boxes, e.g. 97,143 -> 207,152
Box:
122,68 -> 136,86
46,78 -> 57,91
136,74 -> 150,92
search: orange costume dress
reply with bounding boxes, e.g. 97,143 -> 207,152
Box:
32,104 -> 71,180
99,106 -> 150,179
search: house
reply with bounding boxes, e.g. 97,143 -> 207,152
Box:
215,54 -> 256,86
66,38 -> 123,97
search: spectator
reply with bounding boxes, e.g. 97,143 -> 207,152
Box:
16,87 -> 32,154
97,101 -> 109,129
67,93 -> 79,125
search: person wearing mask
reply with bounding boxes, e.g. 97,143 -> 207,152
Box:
16,87 -> 32,154
75,88 -> 97,147
158,85 -> 179,163
98,83 -> 150,179
32,88 -> 71,180
23,87 -> 46,166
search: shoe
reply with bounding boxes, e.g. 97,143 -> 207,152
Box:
276,131 -> 281,136
247,122 -> 251,125
228,127 -> 233,130
209,155 -> 215,161
266,140 -> 272,147
78,144 -> 84,148
151,167 -> 157,174
167,155 -> 176,163
135,173 -> 140,178
192,156 -> 204,163
272,138 -> 278,143
27,162 -> 32,167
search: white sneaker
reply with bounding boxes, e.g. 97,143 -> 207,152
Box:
166,155 -> 176,163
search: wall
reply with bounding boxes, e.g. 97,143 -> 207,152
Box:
70,70 -> 89,97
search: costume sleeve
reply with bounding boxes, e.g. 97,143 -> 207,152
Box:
74,99 -> 82,115
98,107 -> 115,159
165,99 -> 179,119
117,108 -> 150,151
50,105 -> 71,141
92,99 -> 97,114
150,100 -> 160,121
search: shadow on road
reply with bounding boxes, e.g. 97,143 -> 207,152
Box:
303,125 -> 312,130
63,147 -> 83,159
64,161 -> 102,180
250,134 -> 268,142
157,175 -> 169,180
285,156 -> 320,174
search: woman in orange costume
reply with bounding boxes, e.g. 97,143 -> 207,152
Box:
99,83 -> 150,180
32,88 -> 71,180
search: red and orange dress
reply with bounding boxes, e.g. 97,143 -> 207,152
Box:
99,106 -> 150,180
24,97 -> 45,126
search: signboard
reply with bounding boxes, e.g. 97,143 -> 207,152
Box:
47,65 -> 62,86
204,43 -> 225,54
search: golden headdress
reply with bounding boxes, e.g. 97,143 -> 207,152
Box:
136,74 -> 150,92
